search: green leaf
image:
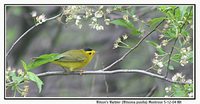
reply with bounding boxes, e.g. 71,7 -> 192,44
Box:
130,28 -> 141,36
148,17 -> 165,29
175,8 -> 181,20
171,54 -> 181,63
15,76 -> 24,84
179,6 -> 189,20
27,53 -> 62,70
111,19 -> 133,29
184,84 -> 193,92
10,71 -> 17,82
146,40 -> 158,47
146,40 -> 166,55
169,65 -> 174,70
187,51 -> 193,63
172,84 -> 186,97
27,72 -> 43,93
181,29 -> 189,37
164,28 -> 177,39
156,47 -> 166,55
9,71 -> 24,84
21,60 -> 28,72
174,88 -> 186,97
111,19 -> 141,35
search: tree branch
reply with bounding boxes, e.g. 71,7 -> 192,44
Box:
102,19 -> 165,71
145,85 -> 158,97
6,12 -> 62,57
165,37 -> 178,77
37,69 -> 190,85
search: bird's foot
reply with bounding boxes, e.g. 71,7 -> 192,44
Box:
61,67 -> 68,72
79,69 -> 85,75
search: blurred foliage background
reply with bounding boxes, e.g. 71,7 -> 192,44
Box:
6,5 -> 193,97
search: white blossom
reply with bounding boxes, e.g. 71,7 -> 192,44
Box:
36,14 -> 46,24
166,20 -> 171,23
7,67 -> 11,71
152,59 -> 159,64
113,43 -> 119,49
104,19 -> 110,25
157,62 -> 164,68
157,69 -> 162,74
91,17 -> 97,22
159,34 -> 165,39
161,39 -> 168,46
180,48 -> 187,54
116,38 -> 122,43
132,15 -> 136,18
133,17 -> 139,21
123,15 -> 129,22
172,73 -> 185,82
106,8 -> 112,14
156,45 -> 161,49
95,10 -> 104,18
76,15 -> 81,20
190,25 -> 193,29
75,19 -> 82,29
17,69 -> 23,75
186,79 -> 193,84
180,55 -> 188,66
154,53 -> 159,59
122,34 -> 128,40
165,87 -> 171,93
31,11 -> 37,17
164,24 -> 169,28
96,25 -> 104,30
187,46 -> 192,51
186,36 -> 191,42
188,92 -> 193,97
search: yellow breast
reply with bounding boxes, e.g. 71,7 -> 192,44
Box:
52,60 -> 88,71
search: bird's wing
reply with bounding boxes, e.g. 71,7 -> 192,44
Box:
56,50 -> 86,62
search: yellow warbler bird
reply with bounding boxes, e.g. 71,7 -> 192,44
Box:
52,48 -> 96,72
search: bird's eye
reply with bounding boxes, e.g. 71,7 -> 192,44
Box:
88,52 -> 92,55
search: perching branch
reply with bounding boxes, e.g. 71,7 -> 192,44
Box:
37,69 -> 190,85
102,19 -> 165,71
6,12 -> 62,57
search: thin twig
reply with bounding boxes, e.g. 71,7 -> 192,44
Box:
6,13 -> 62,57
89,54 -> 99,97
104,75 -> 109,94
145,85 -> 158,97
102,19 -> 165,71
37,69 -> 190,85
165,37 -> 178,77
164,7 -> 178,78
6,24 -> 37,57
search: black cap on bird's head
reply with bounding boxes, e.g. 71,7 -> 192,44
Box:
83,47 -> 96,56
84,48 -> 93,51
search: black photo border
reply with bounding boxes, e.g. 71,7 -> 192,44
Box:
4,4 -> 196,100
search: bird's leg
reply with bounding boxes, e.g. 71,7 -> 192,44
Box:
79,69 -> 85,75
61,67 -> 68,73
68,68 -> 75,74
61,68 -> 75,74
